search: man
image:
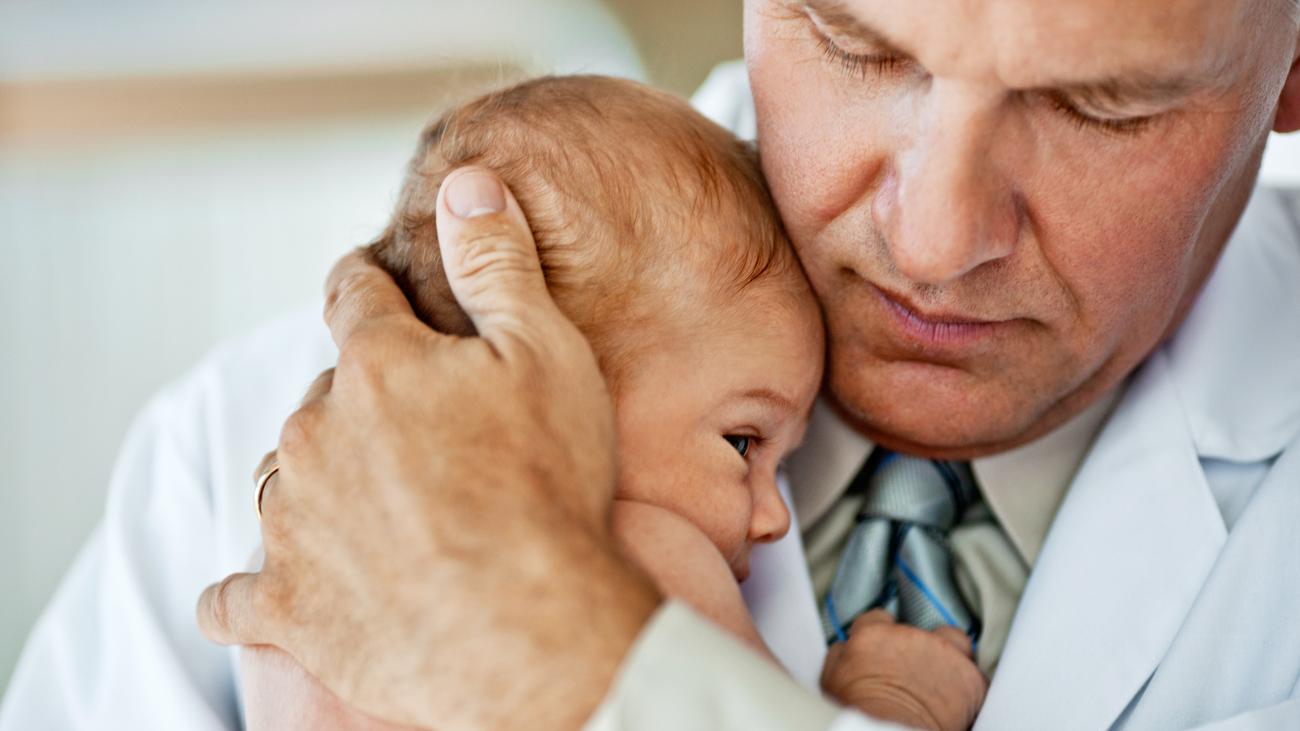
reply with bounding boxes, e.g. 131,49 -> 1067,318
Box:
4,0 -> 1300,729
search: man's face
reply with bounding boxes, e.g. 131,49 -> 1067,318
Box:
744,0 -> 1300,458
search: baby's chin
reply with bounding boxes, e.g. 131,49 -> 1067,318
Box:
729,548 -> 752,583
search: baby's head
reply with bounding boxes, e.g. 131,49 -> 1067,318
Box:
371,76 -> 824,579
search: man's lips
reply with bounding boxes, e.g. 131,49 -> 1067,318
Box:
869,283 -> 1016,349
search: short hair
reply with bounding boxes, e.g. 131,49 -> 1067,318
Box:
368,75 -> 793,377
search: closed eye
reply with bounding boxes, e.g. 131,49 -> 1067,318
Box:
814,30 -> 910,80
1043,92 -> 1156,136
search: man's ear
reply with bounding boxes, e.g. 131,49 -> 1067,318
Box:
1275,38 -> 1300,133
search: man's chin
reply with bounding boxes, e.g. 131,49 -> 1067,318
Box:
825,361 -> 1048,460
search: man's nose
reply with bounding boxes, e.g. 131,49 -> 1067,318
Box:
876,82 -> 1020,286
749,478 -> 791,545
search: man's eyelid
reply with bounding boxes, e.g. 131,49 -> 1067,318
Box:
1056,92 -> 1168,122
803,2 -> 905,57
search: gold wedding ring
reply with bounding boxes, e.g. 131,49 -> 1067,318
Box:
255,464 -> 280,521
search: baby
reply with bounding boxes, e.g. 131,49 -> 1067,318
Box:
241,75 -> 983,731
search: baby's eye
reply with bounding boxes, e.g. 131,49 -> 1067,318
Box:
724,435 -> 752,458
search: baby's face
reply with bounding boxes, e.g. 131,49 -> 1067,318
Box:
614,271 -> 825,581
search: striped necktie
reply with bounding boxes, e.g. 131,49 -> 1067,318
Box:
821,450 -> 983,645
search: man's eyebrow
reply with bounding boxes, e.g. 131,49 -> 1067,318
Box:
799,0 -> 907,54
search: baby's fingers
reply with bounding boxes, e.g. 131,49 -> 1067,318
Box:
848,608 -> 897,633
933,626 -> 975,659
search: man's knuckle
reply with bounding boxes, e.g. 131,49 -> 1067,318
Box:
279,407 -> 318,457
304,368 -> 335,401
336,334 -> 388,386
330,268 -> 377,305
253,450 -> 278,483
209,575 -> 245,632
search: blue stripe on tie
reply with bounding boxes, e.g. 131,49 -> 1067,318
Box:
895,555 -> 962,629
824,595 -> 849,644
875,451 -> 899,474
931,460 -> 968,510
932,459 -> 960,490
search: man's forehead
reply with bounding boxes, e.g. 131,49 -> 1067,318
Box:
800,0 -> 1268,94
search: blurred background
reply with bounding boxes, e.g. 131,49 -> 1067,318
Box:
0,0 -> 743,692
1,0 -> 1298,695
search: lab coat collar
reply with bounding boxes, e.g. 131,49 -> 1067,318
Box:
977,185 -> 1300,730
1164,186 -> 1300,462
975,350 -> 1227,731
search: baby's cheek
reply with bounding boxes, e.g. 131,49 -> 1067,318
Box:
696,485 -> 756,567
610,415 -> 753,565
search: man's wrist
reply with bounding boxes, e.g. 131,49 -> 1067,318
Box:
504,531 -> 662,731
572,548 -> 664,727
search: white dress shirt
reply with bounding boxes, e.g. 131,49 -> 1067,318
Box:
795,390 -> 1119,673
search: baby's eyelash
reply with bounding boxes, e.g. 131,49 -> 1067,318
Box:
725,432 -> 767,460
815,33 -> 907,80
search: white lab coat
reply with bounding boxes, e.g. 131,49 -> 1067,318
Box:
3,65 -> 1300,730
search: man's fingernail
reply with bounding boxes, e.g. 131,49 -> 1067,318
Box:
445,169 -> 506,218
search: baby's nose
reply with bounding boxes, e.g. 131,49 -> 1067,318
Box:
749,479 -> 792,545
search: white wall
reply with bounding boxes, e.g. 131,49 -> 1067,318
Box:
0,121 -> 432,684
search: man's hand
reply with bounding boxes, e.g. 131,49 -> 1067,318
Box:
241,645 -> 417,731
821,611 -> 988,731
196,167 -> 661,730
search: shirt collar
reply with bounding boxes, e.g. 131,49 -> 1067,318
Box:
786,389 -> 1120,567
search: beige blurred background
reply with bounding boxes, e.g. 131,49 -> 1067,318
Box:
0,0 -> 740,692
2,0 -> 1298,698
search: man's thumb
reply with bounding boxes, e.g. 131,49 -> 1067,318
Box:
435,166 -> 561,356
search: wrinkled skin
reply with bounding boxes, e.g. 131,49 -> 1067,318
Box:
822,611 -> 988,731
746,0 -> 1300,458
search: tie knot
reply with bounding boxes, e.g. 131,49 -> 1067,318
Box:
856,452 -> 978,531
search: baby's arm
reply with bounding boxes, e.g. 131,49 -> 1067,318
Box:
611,501 -> 989,730
610,499 -> 775,661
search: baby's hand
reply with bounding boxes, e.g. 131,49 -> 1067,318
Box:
820,610 -> 988,731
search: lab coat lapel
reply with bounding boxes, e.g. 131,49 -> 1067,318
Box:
976,350 -> 1227,731
979,187 -> 1298,729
